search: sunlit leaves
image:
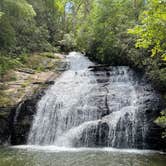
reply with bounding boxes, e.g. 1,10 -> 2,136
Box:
1,0 -> 36,19
128,0 -> 166,58
0,12 -> 4,18
55,0 -> 65,13
155,109 -> 166,138
54,0 -> 70,14
0,11 -> 4,23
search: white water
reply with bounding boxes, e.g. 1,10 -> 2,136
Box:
28,52 -> 97,145
28,52 -> 159,149
13,145 -> 164,154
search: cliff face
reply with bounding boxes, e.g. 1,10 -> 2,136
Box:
10,90 -> 44,145
0,107 -> 13,145
0,53 -> 68,145
0,80 -> 56,145
0,55 -> 165,151
7,65 -> 164,151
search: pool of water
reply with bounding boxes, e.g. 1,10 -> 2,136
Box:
0,146 -> 165,166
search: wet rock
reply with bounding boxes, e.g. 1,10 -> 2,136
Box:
89,65 -> 111,72
0,107 -> 15,145
0,61 -> 165,152
45,81 -> 55,85
10,90 -> 45,145
32,80 -> 55,85
74,121 -> 109,147
96,122 -> 110,146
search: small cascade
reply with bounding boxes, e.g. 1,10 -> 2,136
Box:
14,103 -> 23,125
28,52 -> 160,149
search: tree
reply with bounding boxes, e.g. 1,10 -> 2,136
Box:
74,0 -> 145,63
0,0 -> 36,18
128,0 -> 166,60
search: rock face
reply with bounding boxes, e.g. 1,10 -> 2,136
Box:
26,53 -> 165,151
10,91 -> 44,145
0,107 -> 12,145
0,63 -> 165,151
72,66 -> 165,150
0,55 -> 68,145
0,89 -> 44,145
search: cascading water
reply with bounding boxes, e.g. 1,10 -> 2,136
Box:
28,52 -> 160,149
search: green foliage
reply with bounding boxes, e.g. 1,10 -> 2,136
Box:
0,0 -> 73,76
40,52 -> 55,59
0,91 -> 13,107
60,33 -> 76,52
156,110 -> 166,127
128,0 -> 166,59
75,0 -> 145,64
0,55 -> 20,76
0,11 -> 4,19
0,0 -> 72,56
1,0 -> 36,19
155,110 -> 166,138
0,15 -> 16,52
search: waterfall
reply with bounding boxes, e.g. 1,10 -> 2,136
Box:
28,52 -> 159,149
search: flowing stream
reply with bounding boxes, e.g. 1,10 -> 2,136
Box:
27,52 -> 160,149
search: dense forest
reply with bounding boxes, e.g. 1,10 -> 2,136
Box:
0,0 -> 166,138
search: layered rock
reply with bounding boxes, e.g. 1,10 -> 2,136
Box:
0,54 -> 68,145
0,53 -> 165,151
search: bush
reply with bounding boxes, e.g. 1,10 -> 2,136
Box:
0,55 -> 20,77
0,15 -> 16,52
155,110 -> 166,138
40,52 -> 55,59
60,33 -> 76,52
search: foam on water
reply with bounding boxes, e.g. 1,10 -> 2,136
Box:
12,145 -> 164,155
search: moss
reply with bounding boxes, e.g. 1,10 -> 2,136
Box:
35,65 -> 45,72
0,52 -> 62,78
0,92 -> 14,107
21,82 -> 29,88
0,52 -> 63,107
0,111 -> 10,117
16,88 -> 26,98
40,52 -> 55,59
0,83 -> 8,90
19,53 -> 60,72
155,109 -> 166,138
1,70 -> 17,82
18,54 -> 29,64
155,113 -> 166,127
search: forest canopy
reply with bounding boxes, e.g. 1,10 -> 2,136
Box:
0,0 -> 165,60
0,0 -> 165,79
0,0 -> 165,89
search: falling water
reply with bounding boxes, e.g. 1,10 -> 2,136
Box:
28,52 -> 159,149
